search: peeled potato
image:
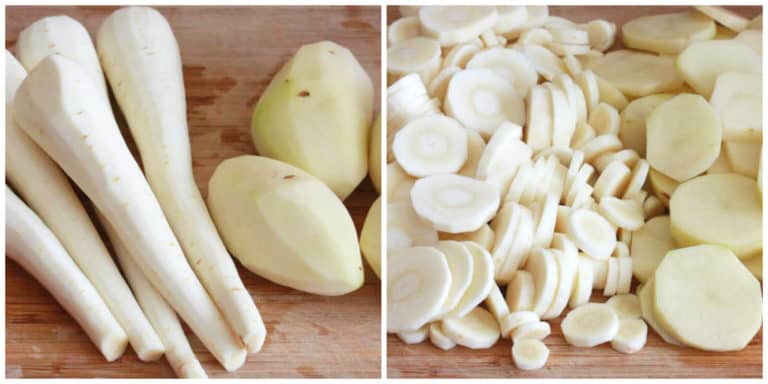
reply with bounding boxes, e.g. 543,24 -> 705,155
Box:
631,215 -> 676,283
676,40 -> 761,97
654,245 -> 762,351
618,93 -> 674,157
622,12 -> 715,54
670,173 -> 762,260
646,94 -> 722,182
710,72 -> 762,142
369,114 -> 382,193
589,50 -> 683,98
360,197 -> 382,278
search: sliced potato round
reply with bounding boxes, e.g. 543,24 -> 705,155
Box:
442,306 -> 500,349
631,215 -> 675,283
590,50 -> 683,97
646,94 -> 722,182
694,6 -> 750,32
622,11 -> 715,54
710,72 -> 762,142
670,173 -> 762,260
561,302 -> 619,347
723,141 -> 761,179
647,167 -> 678,206
388,246 -> 452,332
619,93 -> 674,157
637,278 -> 682,346
654,245 -> 762,351
676,40 -> 761,97
445,68 -> 525,138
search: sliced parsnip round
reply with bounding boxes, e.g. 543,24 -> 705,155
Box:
526,248 -> 560,316
432,241 -> 475,319
542,235 -> 579,319
575,69 -> 600,112
646,94 -> 722,182
547,41 -> 591,56
490,203 -> 522,274
579,134 -> 622,163
485,284 -> 510,322
561,302 -> 619,347
567,208 -> 617,260
445,68 -> 525,138
442,306 -> 500,349
694,6 -> 749,32
497,206 -> 536,282
589,50 -> 683,97
654,245 -> 762,351
393,114 -> 468,177
607,294 -> 641,319
586,19 -> 617,52
398,325 -> 429,344
611,318 -> 648,354
442,43 -> 481,69
618,228 -> 633,248
622,11 -> 715,54
419,6 -> 498,47
506,270 -> 535,312
466,47 -> 538,98
619,93 -> 674,157
532,194 -> 559,249
411,174 -> 500,234
595,75 -> 629,110
511,320 -> 551,343
493,6 -> 528,34
429,322 -> 457,350
526,85 -> 554,151
387,246 -> 452,332
569,255 -> 595,308
389,16 -> 421,45
631,215 -> 674,283
571,121 -> 596,149
623,159 -> 650,199
594,149 -> 639,174
387,163 -> 415,200
544,82 -> 577,148
475,122 -> 531,182
616,256 -> 632,295
637,278 -> 682,346
512,338 -> 549,370
387,201 -> 438,251
709,71 -> 762,142
592,161 -> 632,199
563,54 -> 583,77
500,310 -> 539,337
428,65 -> 460,101
670,173 -> 762,260
603,257 -> 620,296
388,37 -> 442,84
598,197 -> 644,231
457,129 -> 486,177
446,242 -> 495,318
519,27 -> 553,45
588,102 -> 620,136
647,168 -> 677,206
439,223 -> 495,252
676,40 -> 761,97
521,44 -> 567,81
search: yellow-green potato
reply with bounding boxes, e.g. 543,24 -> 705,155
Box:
360,196 -> 381,279
647,168 -> 678,207
676,40 -> 761,97
654,245 -> 762,351
251,41 -> 374,200
590,50 -> 683,98
618,93 -> 674,157
621,12 -> 715,54
369,114 -> 382,193
670,173 -> 762,260
207,155 -> 364,295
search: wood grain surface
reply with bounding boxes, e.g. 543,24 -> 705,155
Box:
5,5 -> 381,378
386,5 -> 763,379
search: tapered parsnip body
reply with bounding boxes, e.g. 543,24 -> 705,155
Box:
6,187 -> 127,362
5,50 -> 164,362
99,213 -> 207,378
12,54 -> 246,371
16,15 -> 109,98
96,6 -> 266,353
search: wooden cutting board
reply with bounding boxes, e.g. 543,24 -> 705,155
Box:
387,5 -> 763,379
5,6 -> 381,378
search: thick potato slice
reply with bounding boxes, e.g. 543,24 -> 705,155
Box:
676,40 -> 761,97
710,72 -> 762,142
654,245 -> 762,351
646,94 -> 722,182
589,50 -> 683,98
647,168 -> 678,206
619,93 -> 674,157
694,6 -> 750,32
622,12 -> 715,54
631,215 -> 676,283
724,141 -> 761,179
670,173 -> 762,260
637,279 -> 682,346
